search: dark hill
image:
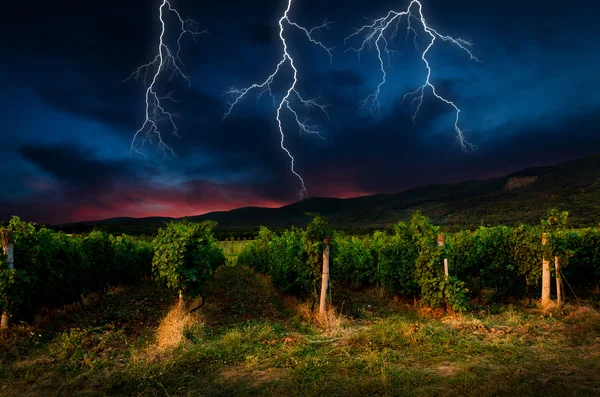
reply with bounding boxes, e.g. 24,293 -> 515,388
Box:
59,153 -> 600,234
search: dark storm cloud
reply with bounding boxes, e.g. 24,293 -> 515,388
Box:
245,23 -> 281,46
33,71 -> 224,140
173,113 -> 295,179
0,0 -> 152,80
1,0 -> 599,223
328,70 -> 365,87
1,143 -> 296,224
302,107 -> 600,196
35,83 -> 138,131
0,176 -> 294,225
297,98 -> 447,192
426,77 -> 480,100
18,144 -> 131,191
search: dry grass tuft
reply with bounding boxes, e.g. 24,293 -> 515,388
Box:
282,296 -> 312,321
316,305 -> 346,332
541,300 -> 559,313
564,305 -> 600,322
416,305 -> 446,319
155,305 -> 196,350
281,295 -> 346,332
132,304 -> 202,364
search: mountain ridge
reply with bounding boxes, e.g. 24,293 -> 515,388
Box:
58,153 -> 600,234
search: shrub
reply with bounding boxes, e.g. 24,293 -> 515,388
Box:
237,226 -> 273,273
152,220 -> 224,299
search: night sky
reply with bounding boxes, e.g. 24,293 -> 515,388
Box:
1,0 -> 599,224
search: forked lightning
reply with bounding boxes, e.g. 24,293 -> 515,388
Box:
223,0 -> 334,198
126,0 -> 207,159
345,0 -> 481,150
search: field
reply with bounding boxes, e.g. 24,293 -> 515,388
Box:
1,263 -> 599,396
1,214 -> 600,396
216,240 -> 254,262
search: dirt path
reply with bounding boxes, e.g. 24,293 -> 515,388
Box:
201,265 -> 290,328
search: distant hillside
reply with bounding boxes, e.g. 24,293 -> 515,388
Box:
58,153 -> 600,234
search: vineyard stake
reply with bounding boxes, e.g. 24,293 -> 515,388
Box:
1,229 -> 14,329
437,234 -> 449,278
555,256 -> 563,306
541,233 -> 551,308
319,237 -> 330,319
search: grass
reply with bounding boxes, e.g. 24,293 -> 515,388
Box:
1,265 -> 599,396
216,240 -> 254,262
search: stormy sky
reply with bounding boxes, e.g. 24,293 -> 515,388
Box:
1,0 -> 598,224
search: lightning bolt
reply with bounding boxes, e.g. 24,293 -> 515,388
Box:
345,0 -> 482,151
126,0 -> 207,159
223,0 -> 334,199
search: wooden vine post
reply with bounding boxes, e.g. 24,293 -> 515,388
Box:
437,233 -> 449,278
1,229 -> 15,329
178,290 -> 184,309
541,232 -> 551,308
555,256 -> 563,306
319,237 -> 330,319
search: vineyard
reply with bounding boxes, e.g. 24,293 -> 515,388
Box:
1,210 -> 600,324
0,217 -> 223,325
0,211 -> 599,396
237,211 -> 600,311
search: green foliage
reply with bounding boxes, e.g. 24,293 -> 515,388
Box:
560,228 -> 600,291
237,227 -> 272,274
110,235 -> 154,284
331,222 -> 418,297
447,226 -> 517,300
0,254 -> 28,314
152,220 -> 224,297
303,213 -> 333,295
410,211 -> 470,311
541,209 -> 569,232
234,209 -> 600,310
80,231 -> 115,291
541,209 -> 572,265
1,216 -> 153,320
267,228 -> 306,295
332,232 -> 374,285
508,225 -> 543,291
238,215 -> 332,299
374,223 -> 419,297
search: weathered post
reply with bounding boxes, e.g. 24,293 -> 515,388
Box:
541,233 -> 551,308
437,233 -> 448,278
1,229 -> 15,329
555,256 -> 563,306
1,230 -> 14,271
319,237 -> 330,319
178,290 -> 184,309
